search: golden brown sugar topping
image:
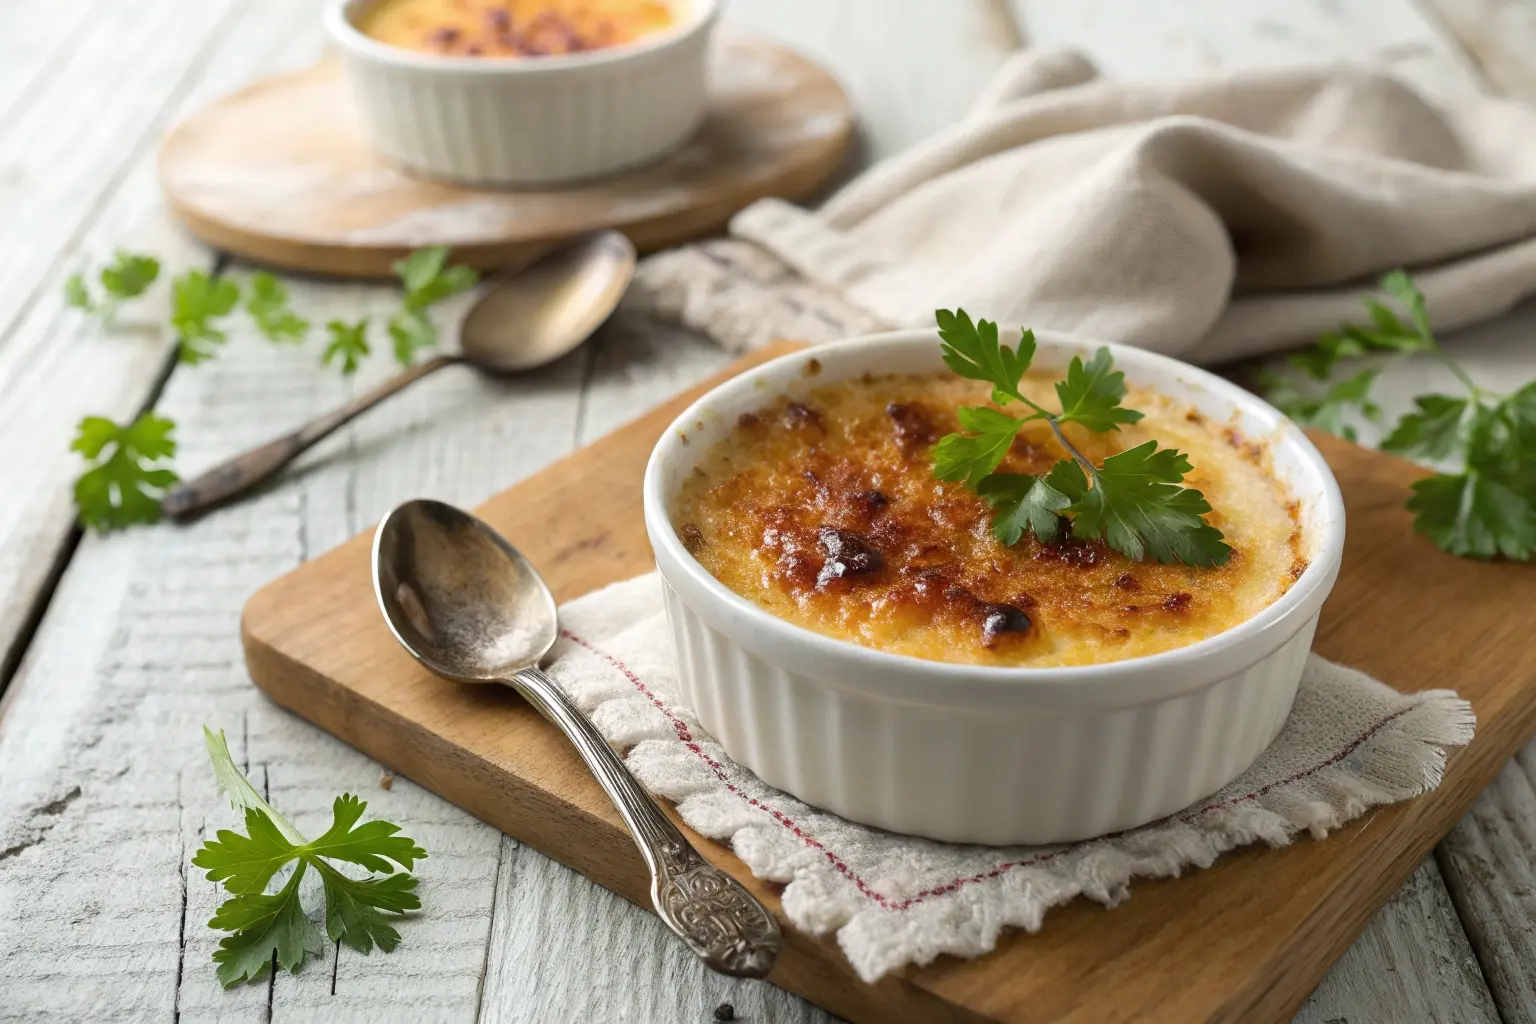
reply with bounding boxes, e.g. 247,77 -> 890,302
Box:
361,0 -> 676,58
672,370 -> 1305,668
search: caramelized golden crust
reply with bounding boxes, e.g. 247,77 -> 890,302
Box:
362,0 -> 674,58
672,371 -> 1305,668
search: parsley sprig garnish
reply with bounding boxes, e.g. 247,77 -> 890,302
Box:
1262,272 -> 1536,560
933,309 -> 1232,567
192,728 -> 426,987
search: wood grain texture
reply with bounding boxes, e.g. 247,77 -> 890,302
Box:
1293,858 -> 1499,1024
1439,746 -> 1536,1024
159,40 -> 853,277
243,341 -> 1536,1024
0,0 -> 335,684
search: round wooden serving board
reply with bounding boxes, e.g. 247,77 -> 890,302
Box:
158,37 -> 852,277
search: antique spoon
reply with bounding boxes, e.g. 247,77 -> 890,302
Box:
162,230 -> 637,520
371,498 -> 782,979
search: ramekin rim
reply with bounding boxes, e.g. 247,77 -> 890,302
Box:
642,328 -> 1347,701
324,0 -> 720,74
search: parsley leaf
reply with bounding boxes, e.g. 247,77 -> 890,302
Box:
1049,443 -> 1234,567
63,251 -> 160,320
245,272 -> 309,343
386,307 -> 435,367
387,246 -> 478,366
100,250 -> 161,300
192,728 -> 426,987
977,472 -> 1070,545
323,319 -> 371,375
1268,270 -> 1535,561
172,270 -> 241,364
70,412 -> 180,531
209,863 -> 324,986
64,274 -> 92,310
1407,470 -> 1536,561
936,308 -> 1033,405
1054,347 -> 1144,431
932,406 -> 1022,486
315,860 -> 420,954
1381,394 -> 1469,461
931,307 -> 1229,564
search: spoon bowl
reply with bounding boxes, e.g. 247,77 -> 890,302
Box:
373,499 -> 557,682
461,230 -> 637,372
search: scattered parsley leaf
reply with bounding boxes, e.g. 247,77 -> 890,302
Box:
386,246 -> 478,366
976,472 -> 1070,545
1263,367 -> 1381,442
245,272 -> 309,343
316,860 -> 420,954
100,250 -> 160,300
1406,470 -> 1536,561
64,273 -> 92,310
1266,270 -> 1535,561
935,308 -> 1033,405
63,251 -> 160,320
1381,394 -> 1469,461
1054,347 -> 1145,432
1049,443 -> 1233,567
386,307 -> 435,367
196,805 -> 304,895
192,728 -> 426,987
303,793 -> 427,874
323,319 -> 370,375
932,406 -> 1022,486
172,270 -> 240,364
70,412 -> 179,531
209,863 -> 324,986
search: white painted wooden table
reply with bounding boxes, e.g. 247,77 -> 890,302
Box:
1,2 -> 1534,1021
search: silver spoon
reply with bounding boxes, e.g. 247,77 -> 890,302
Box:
162,230 -> 637,520
372,498 -> 782,979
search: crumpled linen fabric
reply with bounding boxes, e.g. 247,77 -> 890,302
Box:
628,48 -> 1536,361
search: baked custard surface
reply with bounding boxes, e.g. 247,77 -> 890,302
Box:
672,369 -> 1305,668
361,0 -> 675,57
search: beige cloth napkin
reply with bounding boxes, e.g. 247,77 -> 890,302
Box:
548,573 -> 1474,983
629,49 -> 1536,361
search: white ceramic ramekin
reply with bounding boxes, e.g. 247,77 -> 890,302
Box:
325,0 -> 717,185
643,329 -> 1346,846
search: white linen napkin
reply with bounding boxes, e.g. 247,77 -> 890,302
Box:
545,573 -> 1474,983
628,48 -> 1536,362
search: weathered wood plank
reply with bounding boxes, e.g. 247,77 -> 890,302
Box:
0,0 -> 331,685
1439,745 -> 1536,1024
1419,0 -> 1536,101
1293,857 -> 1500,1024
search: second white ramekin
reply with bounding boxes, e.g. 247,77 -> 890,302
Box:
643,330 -> 1346,846
325,0 -> 717,185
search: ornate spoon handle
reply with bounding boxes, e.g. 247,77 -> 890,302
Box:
506,666 -> 781,978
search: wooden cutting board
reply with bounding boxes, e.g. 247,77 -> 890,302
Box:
159,37 -> 851,277
242,342 -> 1536,1024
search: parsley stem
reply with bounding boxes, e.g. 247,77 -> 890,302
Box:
1010,394 -> 1100,480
